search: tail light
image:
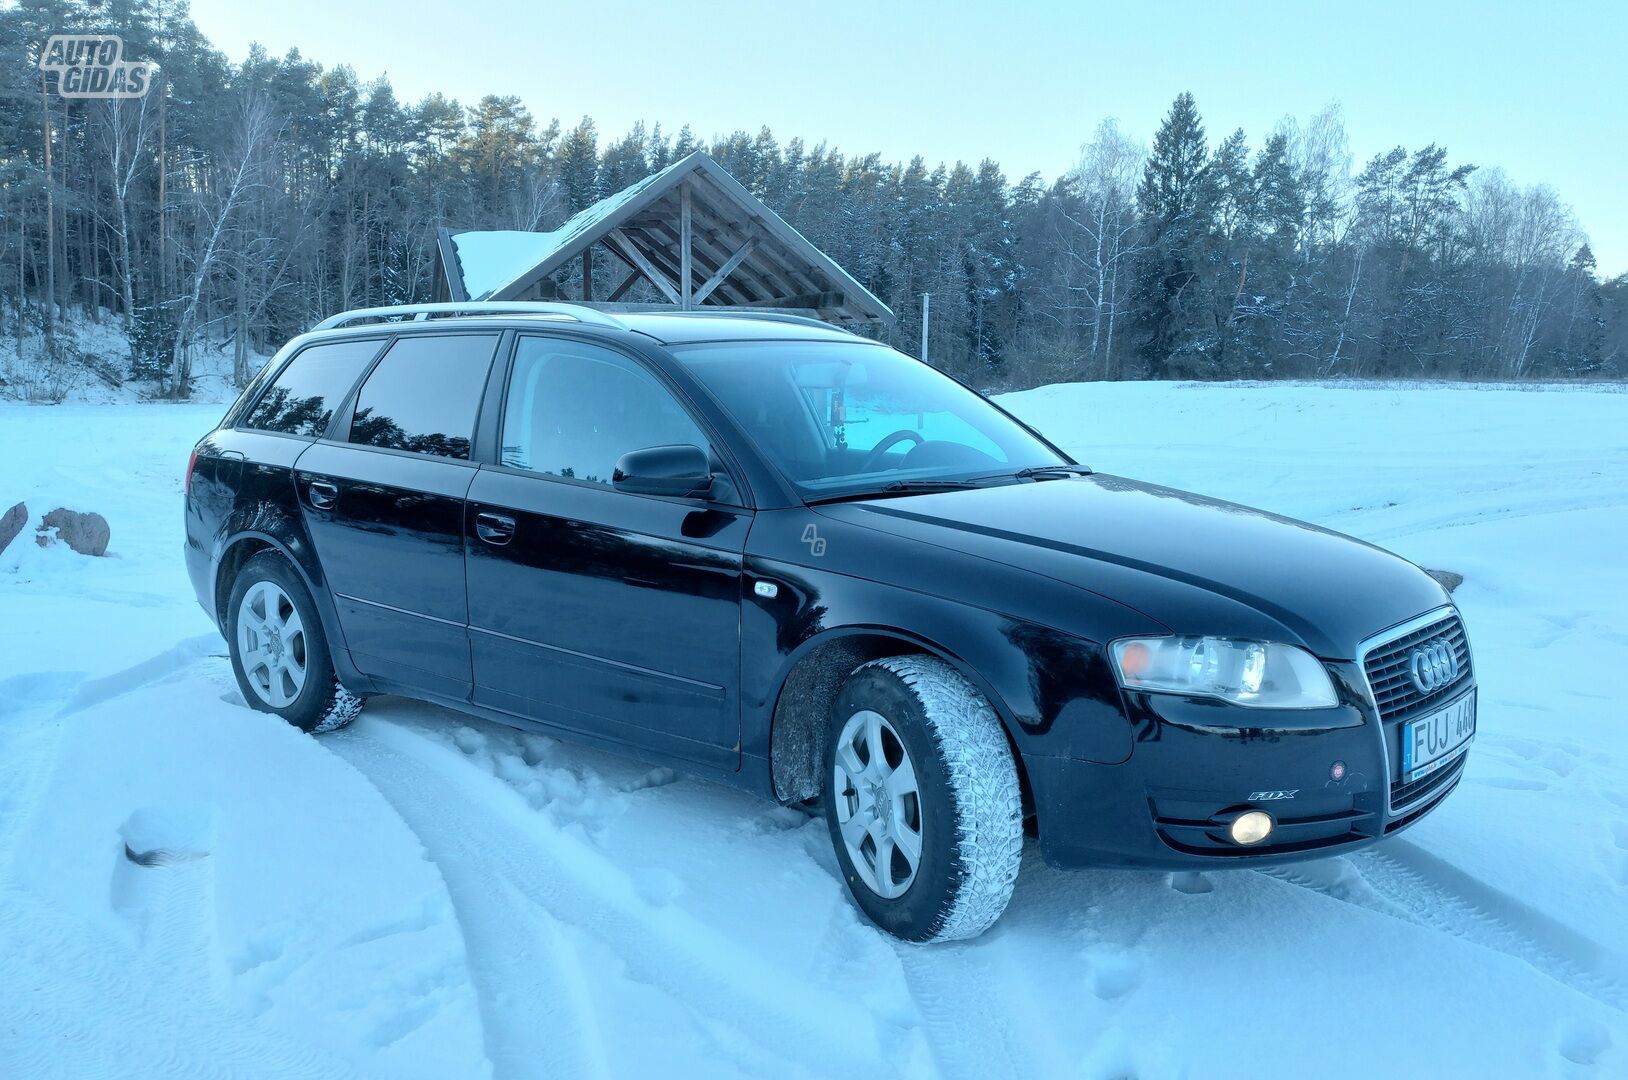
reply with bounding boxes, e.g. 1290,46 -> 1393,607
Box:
185,448 -> 200,496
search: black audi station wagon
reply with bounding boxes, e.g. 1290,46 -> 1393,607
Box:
185,302 -> 1475,941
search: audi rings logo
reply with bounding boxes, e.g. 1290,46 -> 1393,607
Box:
1408,638 -> 1459,694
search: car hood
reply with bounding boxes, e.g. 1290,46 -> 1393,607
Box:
813,474 -> 1448,659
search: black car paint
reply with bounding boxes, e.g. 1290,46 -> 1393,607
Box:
463,466 -> 749,769
186,313 -> 1466,871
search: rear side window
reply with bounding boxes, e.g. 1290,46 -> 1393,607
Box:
347,334 -> 499,460
243,339 -> 382,436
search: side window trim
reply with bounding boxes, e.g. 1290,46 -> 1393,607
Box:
332,331 -> 501,460
471,328 -> 516,465
324,332 -> 401,441
237,334 -> 391,438
494,331 -> 752,507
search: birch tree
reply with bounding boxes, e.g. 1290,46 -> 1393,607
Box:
1061,120 -> 1143,378
169,95 -> 272,397
92,85 -> 160,329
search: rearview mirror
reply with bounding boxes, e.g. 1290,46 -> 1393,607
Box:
612,444 -> 713,498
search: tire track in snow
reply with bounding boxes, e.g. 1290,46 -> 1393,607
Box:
327,716 -> 892,1079
894,943 -> 1040,1080
0,635 -> 223,874
326,722 -> 608,1080
54,634 -> 223,717
895,947 -> 1015,1080
1263,840 -> 1628,1013
1,859 -> 359,1079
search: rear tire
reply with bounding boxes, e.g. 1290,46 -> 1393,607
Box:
823,655 -> 1023,942
226,551 -> 363,734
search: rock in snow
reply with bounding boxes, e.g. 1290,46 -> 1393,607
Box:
37,506 -> 111,556
0,500 -> 26,554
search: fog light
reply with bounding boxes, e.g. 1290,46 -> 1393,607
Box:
1229,811 -> 1274,846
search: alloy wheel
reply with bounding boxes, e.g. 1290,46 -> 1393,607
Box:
833,708 -> 923,899
237,580 -> 308,709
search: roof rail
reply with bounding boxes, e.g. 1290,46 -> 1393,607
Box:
651,310 -> 854,334
312,302 -> 628,332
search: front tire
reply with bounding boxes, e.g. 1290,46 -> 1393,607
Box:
823,656 -> 1023,942
226,551 -> 362,734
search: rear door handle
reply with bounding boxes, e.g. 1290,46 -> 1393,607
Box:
475,511 -> 516,546
308,480 -> 339,510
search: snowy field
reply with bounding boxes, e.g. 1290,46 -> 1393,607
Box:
2,381 -> 1626,1079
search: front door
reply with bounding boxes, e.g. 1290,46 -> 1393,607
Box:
297,331 -> 500,699
465,335 -> 748,769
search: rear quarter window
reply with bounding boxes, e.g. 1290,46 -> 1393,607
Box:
347,334 -> 499,460
243,339 -> 384,436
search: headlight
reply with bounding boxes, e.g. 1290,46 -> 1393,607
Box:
1108,636 -> 1337,709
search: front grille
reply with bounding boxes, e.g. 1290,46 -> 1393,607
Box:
1386,759 -> 1466,831
1361,609 -> 1475,816
1388,749 -> 1468,812
1362,611 -> 1472,724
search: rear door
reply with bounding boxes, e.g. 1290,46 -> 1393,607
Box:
464,334 -> 749,769
296,331 -> 500,700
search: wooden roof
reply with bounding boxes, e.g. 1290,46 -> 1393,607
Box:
437,152 -> 892,325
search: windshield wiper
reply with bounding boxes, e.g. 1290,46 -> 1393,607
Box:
1009,464 -> 1093,479
962,464 -> 1093,485
881,479 -> 983,494
807,479 -> 981,505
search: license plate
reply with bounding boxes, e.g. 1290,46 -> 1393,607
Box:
1401,692 -> 1476,783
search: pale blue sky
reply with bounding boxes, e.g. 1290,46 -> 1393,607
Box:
189,0 -> 1628,274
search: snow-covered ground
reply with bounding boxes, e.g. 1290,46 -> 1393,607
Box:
1,310 -> 258,405
2,382 -> 1625,1078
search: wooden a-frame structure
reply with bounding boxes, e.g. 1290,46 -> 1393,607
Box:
435,152 -> 892,326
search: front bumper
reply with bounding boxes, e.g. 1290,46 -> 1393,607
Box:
1025,670 -> 1473,871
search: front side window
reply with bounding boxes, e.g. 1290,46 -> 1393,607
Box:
501,336 -> 708,484
672,340 -> 1065,497
243,339 -> 382,436
347,334 -> 498,460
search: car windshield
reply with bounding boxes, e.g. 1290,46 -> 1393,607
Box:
670,339 -> 1068,499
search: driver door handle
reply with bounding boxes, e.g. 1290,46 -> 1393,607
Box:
475,511 -> 516,546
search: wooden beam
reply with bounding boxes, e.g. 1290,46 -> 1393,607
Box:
624,234 -> 687,296
606,266 -> 642,302
605,229 -> 681,304
626,229 -> 721,308
435,227 -> 470,302
688,162 -> 894,322
573,302 -> 826,318
686,176 -> 818,297
682,221 -> 764,305
581,245 -> 593,301
739,291 -> 847,310
680,181 -> 693,310
693,237 -> 757,304
639,212 -> 771,306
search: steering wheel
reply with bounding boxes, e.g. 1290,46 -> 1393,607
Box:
860,429 -> 926,472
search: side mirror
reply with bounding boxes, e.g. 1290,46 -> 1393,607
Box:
612,444 -> 714,498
